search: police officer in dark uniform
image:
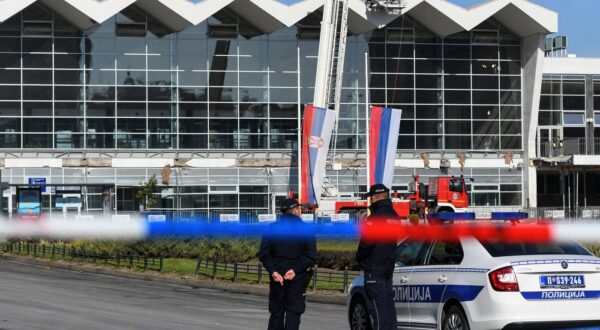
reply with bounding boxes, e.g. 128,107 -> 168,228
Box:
259,198 -> 317,330
356,184 -> 398,330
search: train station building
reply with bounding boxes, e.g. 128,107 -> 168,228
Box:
0,0 -> 597,216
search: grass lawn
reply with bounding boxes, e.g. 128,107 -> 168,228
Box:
162,258 -> 197,274
318,239 -> 358,252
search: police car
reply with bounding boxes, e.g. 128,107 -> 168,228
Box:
347,236 -> 600,330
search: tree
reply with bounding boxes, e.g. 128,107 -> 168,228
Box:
136,175 -> 159,211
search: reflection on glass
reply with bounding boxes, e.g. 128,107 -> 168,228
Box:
24,134 -> 52,148
179,119 -> 207,133
445,136 -> 471,149
149,134 -> 175,149
210,135 -> 236,149
180,134 -> 207,149
55,133 -> 83,148
117,134 -> 146,149
270,135 -> 296,149
473,135 -> 499,150
87,118 -> 115,132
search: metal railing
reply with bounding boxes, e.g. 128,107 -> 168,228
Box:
193,256 -> 359,292
540,138 -> 600,157
1,242 -> 359,292
1,242 -> 163,272
524,207 -> 600,220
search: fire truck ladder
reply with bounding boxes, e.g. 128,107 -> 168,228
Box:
329,0 -> 350,166
310,0 -> 349,201
313,0 -> 349,110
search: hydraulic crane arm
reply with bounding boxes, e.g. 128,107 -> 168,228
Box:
301,0 -> 406,207
313,0 -> 347,110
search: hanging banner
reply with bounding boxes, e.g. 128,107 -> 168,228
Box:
301,105 -> 336,206
369,107 -> 402,189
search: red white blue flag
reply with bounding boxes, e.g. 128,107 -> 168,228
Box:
301,105 -> 336,206
369,107 -> 402,189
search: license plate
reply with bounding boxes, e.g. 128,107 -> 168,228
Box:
540,275 -> 585,289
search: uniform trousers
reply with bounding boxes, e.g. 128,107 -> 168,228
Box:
364,273 -> 396,330
268,273 -> 307,330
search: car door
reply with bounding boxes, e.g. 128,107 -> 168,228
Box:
394,240 -> 431,328
408,240 -> 464,328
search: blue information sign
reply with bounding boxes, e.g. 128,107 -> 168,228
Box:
28,178 -> 46,193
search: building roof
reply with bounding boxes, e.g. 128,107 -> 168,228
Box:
0,0 -> 558,36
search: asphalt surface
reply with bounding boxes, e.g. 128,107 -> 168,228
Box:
0,259 -> 347,330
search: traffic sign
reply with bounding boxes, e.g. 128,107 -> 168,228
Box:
28,178 -> 46,193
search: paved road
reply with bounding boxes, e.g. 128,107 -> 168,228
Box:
0,259 -> 347,330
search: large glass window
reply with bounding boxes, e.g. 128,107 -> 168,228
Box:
539,75 -> 591,156
563,112 -> 585,126
0,4 -> 524,155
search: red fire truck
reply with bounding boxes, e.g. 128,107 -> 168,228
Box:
318,175 -> 469,219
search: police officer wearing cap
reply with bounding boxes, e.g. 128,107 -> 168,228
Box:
356,184 -> 399,330
259,198 -> 317,330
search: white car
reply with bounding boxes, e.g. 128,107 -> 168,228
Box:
347,236 -> 600,330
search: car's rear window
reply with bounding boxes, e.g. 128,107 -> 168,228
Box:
481,242 -> 592,257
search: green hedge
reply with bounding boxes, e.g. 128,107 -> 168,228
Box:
316,250 -> 359,271
20,238 -> 360,270
25,238 -> 260,263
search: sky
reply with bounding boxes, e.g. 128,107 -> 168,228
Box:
275,0 -> 600,57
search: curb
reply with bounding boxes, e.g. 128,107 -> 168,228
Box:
0,254 -> 347,306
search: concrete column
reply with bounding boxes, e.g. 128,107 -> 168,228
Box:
586,75 -> 595,153
522,34 -> 546,208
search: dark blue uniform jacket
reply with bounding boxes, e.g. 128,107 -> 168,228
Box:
259,213 -> 317,276
355,198 -> 399,279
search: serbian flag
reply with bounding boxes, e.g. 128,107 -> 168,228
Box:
369,107 -> 402,189
301,105 -> 336,206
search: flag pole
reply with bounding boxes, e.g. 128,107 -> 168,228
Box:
297,45 -> 302,204
364,50 -> 370,193
364,51 -> 371,217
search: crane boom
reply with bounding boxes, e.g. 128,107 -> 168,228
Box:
313,0 -> 347,109
301,0 -> 406,207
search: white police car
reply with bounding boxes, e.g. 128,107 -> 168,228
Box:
347,237 -> 600,330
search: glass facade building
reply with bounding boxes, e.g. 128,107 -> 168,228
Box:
536,72 -> 600,208
0,1 -> 564,214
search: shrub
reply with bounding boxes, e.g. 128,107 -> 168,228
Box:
316,250 -> 359,271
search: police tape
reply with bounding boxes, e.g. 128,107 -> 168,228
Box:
0,216 -> 356,239
2,215 -> 600,243
0,218 -> 147,240
358,220 -> 600,243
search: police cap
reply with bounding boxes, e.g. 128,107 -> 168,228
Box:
364,183 -> 390,198
280,198 -> 300,212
